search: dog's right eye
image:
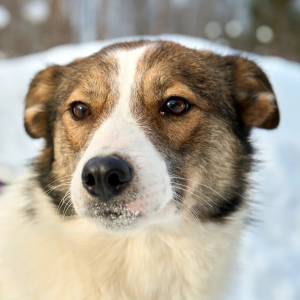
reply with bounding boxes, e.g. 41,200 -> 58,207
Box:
71,102 -> 91,120
160,97 -> 190,116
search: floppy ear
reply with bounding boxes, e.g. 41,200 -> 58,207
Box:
228,56 -> 280,129
24,65 -> 63,138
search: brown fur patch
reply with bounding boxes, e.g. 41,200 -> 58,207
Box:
228,56 -> 279,129
24,65 -> 64,138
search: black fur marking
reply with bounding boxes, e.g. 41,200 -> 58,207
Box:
209,195 -> 244,221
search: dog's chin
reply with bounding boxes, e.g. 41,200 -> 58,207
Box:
73,199 -> 178,233
88,216 -> 145,233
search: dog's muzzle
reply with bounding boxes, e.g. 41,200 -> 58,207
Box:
81,155 -> 132,202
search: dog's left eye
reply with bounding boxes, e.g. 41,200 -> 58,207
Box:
160,97 -> 190,116
71,102 -> 91,120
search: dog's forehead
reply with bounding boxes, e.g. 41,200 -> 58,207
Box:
113,45 -> 149,103
72,41 -> 206,94
100,42 -> 166,97
72,42 -> 211,109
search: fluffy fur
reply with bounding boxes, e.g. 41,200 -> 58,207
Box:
0,171 -> 245,300
0,40 -> 279,299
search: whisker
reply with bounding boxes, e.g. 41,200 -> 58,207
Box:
62,198 -> 73,220
56,190 -> 71,215
173,194 -> 201,218
45,175 -> 73,188
170,176 -> 228,202
172,185 -> 213,207
61,195 -> 72,217
172,182 -> 218,207
44,183 -> 72,195
173,196 -> 200,222
70,207 -> 76,216
172,196 -> 203,230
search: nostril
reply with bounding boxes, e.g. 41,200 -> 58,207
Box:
85,173 -> 96,187
107,173 -> 122,187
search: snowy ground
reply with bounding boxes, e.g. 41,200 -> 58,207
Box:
0,35 -> 299,300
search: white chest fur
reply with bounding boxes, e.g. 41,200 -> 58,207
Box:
0,176 -> 244,300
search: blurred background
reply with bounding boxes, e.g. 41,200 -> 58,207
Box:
0,1 -> 300,300
0,0 -> 300,62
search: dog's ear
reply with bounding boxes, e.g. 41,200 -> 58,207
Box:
24,65 -> 64,138
226,56 -> 279,129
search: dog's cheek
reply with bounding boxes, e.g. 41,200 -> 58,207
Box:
183,122 -> 250,221
131,151 -> 173,214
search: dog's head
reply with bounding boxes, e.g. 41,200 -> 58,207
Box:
24,41 -> 279,231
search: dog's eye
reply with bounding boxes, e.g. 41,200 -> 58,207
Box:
161,97 -> 190,116
71,102 -> 91,120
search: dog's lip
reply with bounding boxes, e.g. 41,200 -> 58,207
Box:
100,209 -> 141,219
86,202 -> 142,220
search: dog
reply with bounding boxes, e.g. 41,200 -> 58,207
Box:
0,40 -> 280,300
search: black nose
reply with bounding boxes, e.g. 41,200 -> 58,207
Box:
82,156 -> 132,201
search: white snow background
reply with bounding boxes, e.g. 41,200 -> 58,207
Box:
0,35 -> 299,300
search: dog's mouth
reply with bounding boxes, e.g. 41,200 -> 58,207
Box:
85,202 -> 141,223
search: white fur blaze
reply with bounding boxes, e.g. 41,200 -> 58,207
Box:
71,46 -> 174,230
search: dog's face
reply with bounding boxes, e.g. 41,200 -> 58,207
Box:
24,41 -> 279,231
